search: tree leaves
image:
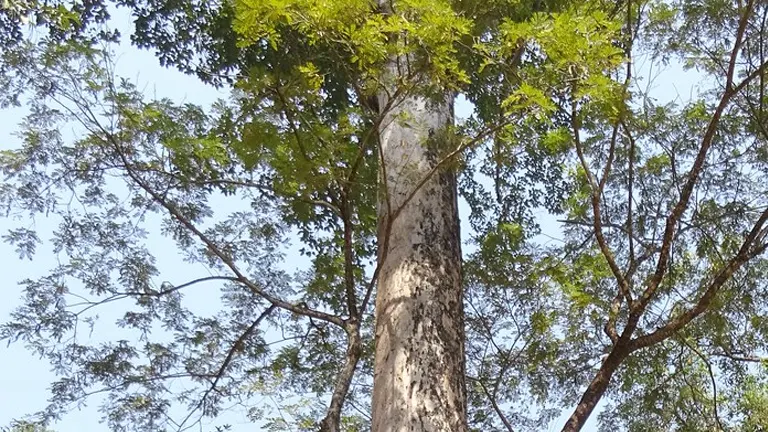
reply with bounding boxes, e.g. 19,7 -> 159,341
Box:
3,0 -> 768,431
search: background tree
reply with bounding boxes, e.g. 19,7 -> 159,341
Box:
1,421 -> 55,432
523,0 -> 768,430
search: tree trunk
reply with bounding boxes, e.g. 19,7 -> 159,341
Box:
560,344 -> 630,432
370,85 -> 467,431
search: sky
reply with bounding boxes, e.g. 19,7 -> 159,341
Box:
0,6 -> 705,432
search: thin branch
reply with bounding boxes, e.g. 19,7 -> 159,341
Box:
388,116 -> 513,226
630,206 -> 768,350
474,377 -> 515,432
65,276 -> 241,316
340,194 -> 359,318
558,218 -> 656,251
132,169 -> 343,217
678,337 -> 725,431
346,398 -> 372,421
35,67 -> 341,324
713,350 -> 768,363
622,119 -> 637,278
570,89 -> 633,308
725,0 -> 755,94
345,84 -> 403,189
101,130 -> 344,326
177,305 -> 277,431
143,276 -> 239,297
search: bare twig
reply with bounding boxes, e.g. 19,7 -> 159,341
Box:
677,337 -> 725,431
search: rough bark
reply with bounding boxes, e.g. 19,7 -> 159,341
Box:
370,88 -> 467,431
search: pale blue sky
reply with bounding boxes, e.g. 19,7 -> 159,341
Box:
0,8 -> 704,432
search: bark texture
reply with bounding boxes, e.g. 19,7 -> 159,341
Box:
560,343 -> 630,432
371,88 -> 467,432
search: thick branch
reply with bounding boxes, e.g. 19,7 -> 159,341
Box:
562,5 -> 765,430
107,134 -> 344,326
560,342 -> 631,432
318,323 -> 363,432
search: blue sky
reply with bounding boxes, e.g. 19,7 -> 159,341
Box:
0,8 -> 704,432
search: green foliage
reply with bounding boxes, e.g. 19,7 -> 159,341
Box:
233,0 -> 471,94
3,0 -> 768,432
0,421 -> 55,432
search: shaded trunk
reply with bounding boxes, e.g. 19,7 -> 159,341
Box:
370,88 -> 467,431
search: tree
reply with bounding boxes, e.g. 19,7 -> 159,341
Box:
547,1 -> 768,429
3,0 -> 768,432
366,9 -> 466,432
0,0 -> 117,82
1,1 -> 570,431
1,421 -> 55,432
0,1 -> 514,430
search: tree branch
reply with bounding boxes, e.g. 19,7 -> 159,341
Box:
473,377 -> 515,432
177,305 -> 277,431
570,91 -> 634,310
630,207 -> 768,351
340,194 -> 359,319
105,132 -> 344,326
677,337 -> 725,431
634,0 -> 759,317
318,323 -> 362,432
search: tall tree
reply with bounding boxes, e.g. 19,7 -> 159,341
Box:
370,24 -> 466,432
4,0 -> 768,432
502,0 -> 768,430
232,1 -> 477,429
0,0 -> 566,430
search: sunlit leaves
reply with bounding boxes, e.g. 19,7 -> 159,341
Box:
234,0 -> 471,91
3,0 -> 768,431
499,5 -> 625,118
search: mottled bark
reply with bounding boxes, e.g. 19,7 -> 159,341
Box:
370,87 -> 467,432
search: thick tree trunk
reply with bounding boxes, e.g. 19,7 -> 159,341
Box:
370,88 -> 467,432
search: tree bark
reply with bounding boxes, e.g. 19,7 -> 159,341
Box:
560,343 -> 630,432
370,86 -> 467,431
